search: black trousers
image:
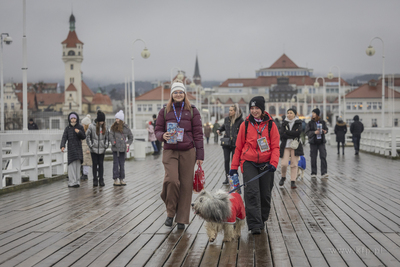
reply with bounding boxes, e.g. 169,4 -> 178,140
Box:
310,143 -> 327,175
337,142 -> 345,153
243,161 -> 275,230
214,134 -> 218,143
223,146 -> 235,176
91,153 -> 105,180
352,135 -> 361,152
155,140 -> 162,153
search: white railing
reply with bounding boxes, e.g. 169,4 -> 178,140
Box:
360,128 -> 400,157
1,131 -> 67,189
1,129 -> 155,189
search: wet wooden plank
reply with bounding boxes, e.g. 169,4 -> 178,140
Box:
181,233 -> 209,267
126,234 -> 166,267
199,234 -> 223,267
236,229 -> 254,267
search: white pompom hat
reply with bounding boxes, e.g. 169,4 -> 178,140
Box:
170,82 -> 186,95
115,110 -> 124,121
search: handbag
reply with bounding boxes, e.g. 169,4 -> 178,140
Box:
193,164 -> 205,193
290,138 -> 299,150
220,137 -> 231,147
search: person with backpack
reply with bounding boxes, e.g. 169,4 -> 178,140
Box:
278,108 -> 304,189
305,108 -> 329,179
217,103 -> 244,184
60,112 -> 86,188
229,96 -> 280,235
86,110 -> 109,187
350,115 -> 364,155
155,80 -> 204,230
109,110 -> 133,186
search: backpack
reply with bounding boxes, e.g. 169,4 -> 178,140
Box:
245,119 -> 274,142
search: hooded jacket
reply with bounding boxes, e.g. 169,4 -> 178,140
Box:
279,118 -> 304,157
218,110 -> 244,147
109,123 -> 133,154
60,112 -> 86,165
155,104 -> 204,160
231,112 -> 280,172
334,121 -> 347,143
86,122 -> 109,154
350,115 -> 364,136
305,117 -> 329,144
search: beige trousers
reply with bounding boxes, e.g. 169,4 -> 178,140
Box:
161,148 -> 196,224
281,148 -> 299,181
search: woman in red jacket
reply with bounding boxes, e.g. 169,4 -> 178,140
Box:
230,96 -> 280,234
155,80 -> 204,230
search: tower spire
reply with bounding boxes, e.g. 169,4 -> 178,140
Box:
69,13 -> 76,32
193,55 -> 201,85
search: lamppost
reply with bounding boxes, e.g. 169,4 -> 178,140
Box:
22,0 -> 28,131
131,38 -> 150,130
200,89 -> 205,117
314,76 -> 326,121
366,37 -> 385,128
1,33 -> 13,132
327,65 -> 341,118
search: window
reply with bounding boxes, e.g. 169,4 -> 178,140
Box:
346,119 -> 353,125
69,103 -> 71,109
70,64 -> 73,70
367,102 -> 372,110
78,52 -> 81,56
346,102 -> 351,110
143,105 -> 147,112
68,50 -> 75,56
358,102 -> 363,110
70,77 -> 74,83
148,104 -> 153,112
372,118 -> 377,126
137,104 -> 142,112
157,104 -> 161,111
4,103 -> 7,109
395,118 -> 398,127
51,119 -> 60,129
69,94 -> 72,97
251,88 -> 258,94
11,103 -> 14,109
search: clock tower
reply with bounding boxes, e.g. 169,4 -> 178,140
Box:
62,13 -> 84,115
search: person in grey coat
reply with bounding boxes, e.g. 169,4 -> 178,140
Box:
109,110 -> 133,186
60,112 -> 86,188
86,110 -> 109,187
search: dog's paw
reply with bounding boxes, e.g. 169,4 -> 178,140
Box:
223,237 -> 233,242
209,238 -> 215,242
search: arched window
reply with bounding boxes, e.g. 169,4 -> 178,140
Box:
68,50 -> 75,56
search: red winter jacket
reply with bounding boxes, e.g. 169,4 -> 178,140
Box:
231,112 -> 280,172
226,192 -> 246,223
155,104 -> 204,160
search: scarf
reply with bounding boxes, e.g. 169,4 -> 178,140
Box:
285,116 -> 298,149
70,122 -> 76,126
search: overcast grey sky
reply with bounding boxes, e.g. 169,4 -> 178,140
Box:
1,0 -> 399,85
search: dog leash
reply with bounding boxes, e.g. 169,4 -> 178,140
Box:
228,169 -> 270,194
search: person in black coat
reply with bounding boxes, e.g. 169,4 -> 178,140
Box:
350,115 -> 364,155
28,118 -> 39,130
278,108 -> 304,189
60,112 -> 86,188
217,104 -> 244,184
305,108 -> 329,179
334,117 -> 347,155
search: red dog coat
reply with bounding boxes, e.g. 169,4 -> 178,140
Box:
226,192 -> 246,224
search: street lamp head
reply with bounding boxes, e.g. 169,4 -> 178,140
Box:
190,82 -> 196,89
141,48 -> 150,59
327,72 -> 334,79
314,82 -> 320,88
177,72 -> 184,80
3,36 -> 12,45
366,45 -> 375,56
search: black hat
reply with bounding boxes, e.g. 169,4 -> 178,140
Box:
96,110 -> 105,122
312,108 -> 320,116
249,96 -> 265,113
287,108 -> 297,116
152,114 -> 157,119
29,118 -> 33,122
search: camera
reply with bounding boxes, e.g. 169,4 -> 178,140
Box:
3,36 -> 12,45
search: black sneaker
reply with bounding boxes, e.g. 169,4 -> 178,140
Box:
165,217 -> 173,227
291,181 -> 297,189
251,228 -> 261,235
279,177 -> 286,186
177,223 -> 185,229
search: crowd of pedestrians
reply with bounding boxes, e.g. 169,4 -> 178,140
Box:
58,91 -> 367,235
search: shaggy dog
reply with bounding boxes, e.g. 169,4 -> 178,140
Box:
192,190 -> 245,242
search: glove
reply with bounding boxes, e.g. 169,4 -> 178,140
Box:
229,169 -> 238,176
267,165 -> 276,172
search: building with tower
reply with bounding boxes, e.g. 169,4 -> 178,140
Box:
193,55 -> 201,85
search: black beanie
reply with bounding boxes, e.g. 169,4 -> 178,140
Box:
287,108 -> 297,116
249,96 -> 265,113
312,108 -> 320,116
96,110 -> 105,122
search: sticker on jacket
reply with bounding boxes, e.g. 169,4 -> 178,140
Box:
257,137 -> 269,152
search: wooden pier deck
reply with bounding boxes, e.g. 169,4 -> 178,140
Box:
1,143 -> 400,266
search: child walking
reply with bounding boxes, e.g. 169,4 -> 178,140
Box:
81,114 -> 92,181
109,110 -> 133,186
60,112 -> 86,188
